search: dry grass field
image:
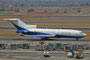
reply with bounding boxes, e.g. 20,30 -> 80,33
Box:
0,23 -> 90,28
0,16 -> 90,19
0,6 -> 90,39
0,17 -> 90,28
1,20 -> 90,23
22,20 -> 90,23
0,30 -> 20,37
0,6 -> 90,15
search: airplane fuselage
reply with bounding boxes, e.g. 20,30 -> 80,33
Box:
18,28 -> 86,38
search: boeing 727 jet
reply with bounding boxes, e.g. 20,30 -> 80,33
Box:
4,18 -> 87,40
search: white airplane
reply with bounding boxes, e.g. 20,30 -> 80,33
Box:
4,18 -> 87,40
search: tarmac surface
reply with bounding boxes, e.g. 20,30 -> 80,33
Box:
0,51 -> 90,60
0,51 -> 89,56
0,37 -> 90,60
0,37 -> 90,41
0,37 -> 90,46
0,52 -> 89,57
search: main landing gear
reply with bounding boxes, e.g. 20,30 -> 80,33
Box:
76,38 -> 79,41
41,37 -> 48,40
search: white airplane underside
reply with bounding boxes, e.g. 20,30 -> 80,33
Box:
4,18 -> 87,40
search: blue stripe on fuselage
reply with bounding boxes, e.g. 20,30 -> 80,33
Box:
11,22 -> 51,35
21,30 -> 51,35
11,22 -> 25,30
55,35 -> 83,38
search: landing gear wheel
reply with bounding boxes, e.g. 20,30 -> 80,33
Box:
41,37 -> 48,40
76,38 -> 79,41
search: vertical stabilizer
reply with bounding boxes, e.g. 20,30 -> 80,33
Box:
4,18 -> 37,30
4,18 -> 27,30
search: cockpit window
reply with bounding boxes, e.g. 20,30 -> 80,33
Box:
80,32 -> 83,34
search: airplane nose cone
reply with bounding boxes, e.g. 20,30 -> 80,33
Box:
83,33 -> 87,37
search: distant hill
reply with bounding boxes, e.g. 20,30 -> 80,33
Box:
0,0 -> 90,6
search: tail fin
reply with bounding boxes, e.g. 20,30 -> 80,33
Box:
4,18 -> 37,30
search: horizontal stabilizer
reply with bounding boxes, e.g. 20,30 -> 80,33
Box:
4,18 -> 20,21
26,25 -> 37,29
